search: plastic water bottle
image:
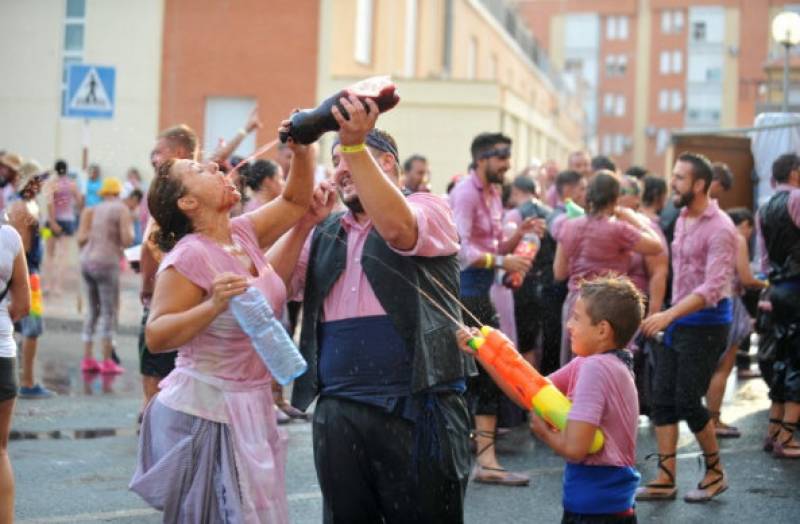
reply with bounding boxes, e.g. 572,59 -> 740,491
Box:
229,287 -> 308,385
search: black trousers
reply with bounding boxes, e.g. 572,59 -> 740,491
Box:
650,323 -> 729,433
460,294 -> 502,417
515,282 -> 567,376
313,396 -> 471,524
769,284 -> 800,403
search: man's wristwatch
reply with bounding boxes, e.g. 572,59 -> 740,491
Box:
494,255 -> 505,269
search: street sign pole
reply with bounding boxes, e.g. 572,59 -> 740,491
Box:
82,118 -> 90,170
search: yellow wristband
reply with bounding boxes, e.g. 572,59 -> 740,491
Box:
340,143 -> 366,154
484,253 -> 494,269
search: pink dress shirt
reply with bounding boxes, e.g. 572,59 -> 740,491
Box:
448,172 -> 504,269
545,185 -> 561,209
292,192 -> 459,322
671,199 -> 737,306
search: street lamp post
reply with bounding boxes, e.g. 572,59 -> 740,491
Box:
771,11 -> 800,113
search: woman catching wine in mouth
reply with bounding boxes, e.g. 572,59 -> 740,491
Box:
129,120 -> 315,523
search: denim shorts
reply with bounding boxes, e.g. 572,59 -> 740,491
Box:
17,315 -> 43,338
0,357 -> 17,401
48,219 -> 76,237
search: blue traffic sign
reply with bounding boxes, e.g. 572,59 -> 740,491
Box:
63,64 -> 115,119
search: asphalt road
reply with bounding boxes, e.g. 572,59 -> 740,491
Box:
9,327 -> 800,523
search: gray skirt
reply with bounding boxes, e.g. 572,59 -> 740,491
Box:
129,399 -> 246,523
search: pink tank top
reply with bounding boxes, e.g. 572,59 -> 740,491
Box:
53,176 -> 76,221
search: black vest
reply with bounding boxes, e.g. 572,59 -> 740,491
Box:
291,212 -> 477,411
514,200 -> 556,302
760,190 -> 800,283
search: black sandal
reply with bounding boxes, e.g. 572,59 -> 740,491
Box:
772,422 -> 800,459
764,418 -> 783,452
635,453 -> 677,501
710,410 -> 740,439
684,451 -> 727,503
471,430 -> 530,486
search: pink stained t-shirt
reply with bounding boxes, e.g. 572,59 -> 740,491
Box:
156,215 -> 287,421
549,353 -> 639,467
559,215 -> 642,291
291,192 -> 459,322
627,215 -> 667,294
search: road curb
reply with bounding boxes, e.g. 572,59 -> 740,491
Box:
42,316 -> 139,337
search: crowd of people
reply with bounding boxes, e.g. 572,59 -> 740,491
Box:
0,90 -> 798,522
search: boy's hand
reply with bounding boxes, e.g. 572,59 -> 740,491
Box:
529,411 -> 557,441
455,326 -> 481,355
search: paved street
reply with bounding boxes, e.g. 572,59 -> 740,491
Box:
8,265 -> 800,523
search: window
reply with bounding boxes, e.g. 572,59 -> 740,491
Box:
66,0 -> 85,18
603,93 -> 615,115
204,97 -> 257,158
618,16 -> 629,39
692,21 -> 707,42
602,135 -> 612,155
615,95 -> 626,117
354,0 -> 374,64
605,16 -> 629,40
61,0 -> 85,115
614,134 -> 625,155
606,17 -> 618,40
658,90 -> 669,112
660,51 -> 670,74
403,0 -> 418,77
674,11 -> 685,31
605,54 -> 628,76
467,36 -> 477,79
671,51 -> 682,73
661,11 -> 673,34
670,90 -> 683,111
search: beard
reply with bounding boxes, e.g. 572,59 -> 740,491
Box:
486,167 -> 505,185
673,190 -> 694,208
340,192 -> 364,214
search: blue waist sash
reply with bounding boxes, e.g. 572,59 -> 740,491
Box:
774,277 -> 800,291
319,315 -> 412,410
460,267 -> 494,297
563,463 -> 640,515
664,298 -> 732,347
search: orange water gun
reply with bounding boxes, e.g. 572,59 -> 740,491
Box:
468,326 -> 604,453
29,274 -> 43,318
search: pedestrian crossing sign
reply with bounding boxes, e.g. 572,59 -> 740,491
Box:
64,64 -> 115,119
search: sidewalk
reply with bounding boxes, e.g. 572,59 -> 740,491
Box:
41,242 -> 143,335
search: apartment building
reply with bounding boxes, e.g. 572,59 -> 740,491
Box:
516,0 -> 789,172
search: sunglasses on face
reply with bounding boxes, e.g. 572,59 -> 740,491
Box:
479,147 -> 512,160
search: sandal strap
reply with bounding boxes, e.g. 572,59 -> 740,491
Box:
780,422 -> 798,446
701,451 -> 722,477
769,418 -> 783,424
644,481 -> 676,489
645,452 -> 676,486
697,473 -> 724,491
472,430 -> 496,458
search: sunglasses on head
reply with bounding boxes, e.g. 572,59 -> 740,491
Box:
479,147 -> 512,160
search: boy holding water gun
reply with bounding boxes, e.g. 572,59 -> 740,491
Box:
457,275 -> 643,523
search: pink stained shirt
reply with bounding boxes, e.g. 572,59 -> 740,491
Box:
559,215 -> 642,291
156,215 -> 287,422
291,192 -> 459,322
627,215 -> 668,294
448,172 -> 504,269
757,184 -> 800,273
671,199 -> 737,306
549,353 -> 639,467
